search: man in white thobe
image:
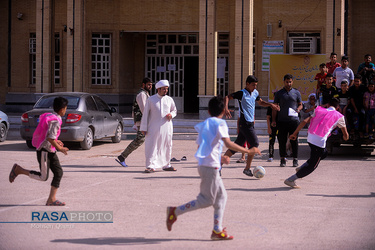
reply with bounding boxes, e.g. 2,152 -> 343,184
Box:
140,80 -> 177,173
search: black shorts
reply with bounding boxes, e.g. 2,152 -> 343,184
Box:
230,118 -> 259,154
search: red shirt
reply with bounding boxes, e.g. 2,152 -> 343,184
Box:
314,72 -> 327,90
326,62 -> 341,74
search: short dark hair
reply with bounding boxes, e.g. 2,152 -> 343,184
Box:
368,81 -> 374,86
319,63 -> 326,68
330,52 -> 337,57
326,73 -> 333,78
365,54 -> 372,58
53,97 -> 68,113
246,75 -> 258,84
283,74 -> 293,81
142,77 -> 152,84
354,74 -> 362,81
328,98 -> 340,108
208,95 -> 225,117
342,55 -> 349,61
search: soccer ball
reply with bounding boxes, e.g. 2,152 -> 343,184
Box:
253,166 -> 266,179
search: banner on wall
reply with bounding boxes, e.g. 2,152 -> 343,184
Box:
269,54 -> 326,101
262,40 -> 284,71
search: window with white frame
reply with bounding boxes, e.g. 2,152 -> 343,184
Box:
287,32 -> 320,54
29,33 -> 36,85
54,33 -> 61,84
91,34 -> 111,85
217,33 -> 229,97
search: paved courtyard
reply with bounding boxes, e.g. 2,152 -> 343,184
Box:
0,133 -> 374,249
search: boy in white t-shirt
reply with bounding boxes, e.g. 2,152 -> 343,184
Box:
166,96 -> 261,240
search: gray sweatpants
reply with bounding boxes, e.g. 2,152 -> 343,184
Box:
175,165 -> 227,232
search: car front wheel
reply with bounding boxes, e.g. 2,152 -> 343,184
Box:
111,123 -> 122,143
26,140 -> 35,149
0,123 -> 7,142
80,127 -> 94,150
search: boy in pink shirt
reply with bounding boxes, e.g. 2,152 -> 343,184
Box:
284,98 -> 349,188
9,97 -> 69,206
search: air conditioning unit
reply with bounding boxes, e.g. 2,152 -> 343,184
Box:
289,37 -> 317,54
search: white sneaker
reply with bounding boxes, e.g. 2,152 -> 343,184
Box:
267,157 -> 273,162
284,179 -> 300,188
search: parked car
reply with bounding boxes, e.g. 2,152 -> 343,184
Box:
0,111 -> 10,142
20,92 -> 124,150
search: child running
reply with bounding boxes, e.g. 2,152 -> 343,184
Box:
166,96 -> 261,240
9,97 -> 69,206
284,98 -> 349,188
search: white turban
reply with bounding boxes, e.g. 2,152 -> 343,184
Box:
155,80 -> 169,89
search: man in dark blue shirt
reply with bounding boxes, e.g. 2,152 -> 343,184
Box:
223,75 -> 279,177
272,74 -> 303,167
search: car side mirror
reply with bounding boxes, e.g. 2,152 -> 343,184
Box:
110,107 -> 117,113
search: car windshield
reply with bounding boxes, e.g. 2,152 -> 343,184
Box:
34,96 -> 80,109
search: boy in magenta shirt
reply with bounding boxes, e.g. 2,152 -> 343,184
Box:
284,98 -> 349,188
9,97 -> 69,206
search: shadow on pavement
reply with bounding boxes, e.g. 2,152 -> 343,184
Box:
134,175 -> 200,179
0,204 -> 46,207
228,187 -> 291,192
51,237 -> 209,245
0,142 -> 32,151
306,192 -> 375,198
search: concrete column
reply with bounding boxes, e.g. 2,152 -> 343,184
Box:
233,0 -> 254,92
326,0 -> 344,59
336,0 -> 345,57
198,0 -> 217,119
66,0 -> 84,92
35,0 -> 53,93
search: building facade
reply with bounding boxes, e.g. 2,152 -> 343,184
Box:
1,0 -> 374,117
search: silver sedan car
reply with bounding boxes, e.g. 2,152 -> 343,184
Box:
0,111 -> 10,142
20,92 -> 124,150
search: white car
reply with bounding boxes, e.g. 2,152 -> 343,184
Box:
0,111 -> 10,142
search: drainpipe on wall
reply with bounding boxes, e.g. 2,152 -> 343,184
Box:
72,0 -> 75,92
344,0 -> 348,56
241,0 -> 244,89
41,0 -> 44,93
332,0 -> 335,53
205,0 -> 207,95
7,0 -> 11,87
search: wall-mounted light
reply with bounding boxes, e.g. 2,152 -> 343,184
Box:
120,30 -> 125,38
17,13 -> 23,20
267,23 -> 272,38
278,20 -> 282,28
63,25 -> 67,32
69,28 -> 74,35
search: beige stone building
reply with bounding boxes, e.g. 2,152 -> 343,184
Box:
1,0 -> 374,117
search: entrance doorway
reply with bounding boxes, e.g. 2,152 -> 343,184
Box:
145,33 -> 199,113
184,57 -> 199,113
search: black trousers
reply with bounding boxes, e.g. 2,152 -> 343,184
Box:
29,149 -> 63,188
268,126 -> 278,158
296,143 -> 328,179
277,120 -> 299,159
